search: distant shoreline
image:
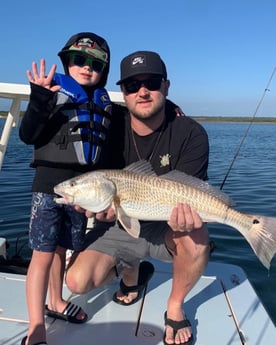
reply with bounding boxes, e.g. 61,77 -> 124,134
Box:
192,116 -> 276,123
1,112 -> 276,123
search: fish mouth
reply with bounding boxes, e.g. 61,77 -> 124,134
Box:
54,187 -> 74,205
54,195 -> 74,205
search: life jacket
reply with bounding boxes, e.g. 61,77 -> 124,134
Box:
33,73 -> 112,168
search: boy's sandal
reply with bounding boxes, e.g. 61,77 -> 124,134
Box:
45,302 -> 88,324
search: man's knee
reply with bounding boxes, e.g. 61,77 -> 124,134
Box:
65,268 -> 96,294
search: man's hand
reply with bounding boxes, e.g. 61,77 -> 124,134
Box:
168,203 -> 203,232
26,58 -> 61,92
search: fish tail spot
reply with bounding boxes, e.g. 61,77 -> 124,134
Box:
253,219 -> 260,224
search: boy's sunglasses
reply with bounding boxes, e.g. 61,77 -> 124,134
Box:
123,77 -> 164,94
69,53 -> 106,73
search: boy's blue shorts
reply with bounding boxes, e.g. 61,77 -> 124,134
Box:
28,192 -> 87,252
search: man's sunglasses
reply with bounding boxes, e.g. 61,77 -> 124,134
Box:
123,77 -> 164,94
69,53 -> 106,73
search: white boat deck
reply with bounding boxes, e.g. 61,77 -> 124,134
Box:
0,261 -> 274,345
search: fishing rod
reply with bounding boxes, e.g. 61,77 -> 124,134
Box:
220,66 -> 276,190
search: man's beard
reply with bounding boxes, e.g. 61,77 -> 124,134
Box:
129,101 -> 164,122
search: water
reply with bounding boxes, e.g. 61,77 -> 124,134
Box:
1,119 -> 276,324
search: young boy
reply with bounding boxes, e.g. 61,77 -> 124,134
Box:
19,32 -> 111,345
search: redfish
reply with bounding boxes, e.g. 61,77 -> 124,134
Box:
54,161 -> 276,269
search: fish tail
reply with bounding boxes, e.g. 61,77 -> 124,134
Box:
242,215 -> 276,269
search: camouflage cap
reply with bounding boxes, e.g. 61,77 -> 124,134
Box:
66,37 -> 108,63
58,32 -> 109,63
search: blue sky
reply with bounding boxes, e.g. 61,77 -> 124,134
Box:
1,0 -> 276,116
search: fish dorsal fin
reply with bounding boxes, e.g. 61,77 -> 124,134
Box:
161,170 -> 235,206
124,160 -> 157,176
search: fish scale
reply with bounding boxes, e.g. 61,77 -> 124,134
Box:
109,170 -> 229,221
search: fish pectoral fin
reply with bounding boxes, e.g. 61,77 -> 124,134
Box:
117,208 -> 140,238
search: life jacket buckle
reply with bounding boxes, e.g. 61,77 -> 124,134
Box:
59,134 -> 68,149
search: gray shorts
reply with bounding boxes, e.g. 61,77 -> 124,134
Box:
85,220 -> 172,267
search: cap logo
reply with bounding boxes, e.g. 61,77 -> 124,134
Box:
68,38 -> 108,63
131,56 -> 145,66
73,38 -> 96,49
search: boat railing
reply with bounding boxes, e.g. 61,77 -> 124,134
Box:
0,82 -> 124,170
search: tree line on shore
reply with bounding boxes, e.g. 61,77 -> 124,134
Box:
1,111 -> 276,123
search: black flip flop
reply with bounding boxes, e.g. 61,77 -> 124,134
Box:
163,311 -> 194,345
113,261 -> 154,306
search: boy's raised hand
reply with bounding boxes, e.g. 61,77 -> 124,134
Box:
26,58 -> 61,92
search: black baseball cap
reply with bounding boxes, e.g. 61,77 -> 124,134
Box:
116,51 -> 167,85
